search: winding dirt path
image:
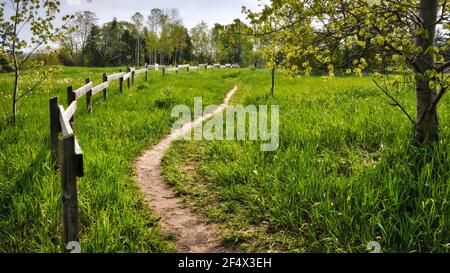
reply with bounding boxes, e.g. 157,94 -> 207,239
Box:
135,86 -> 238,253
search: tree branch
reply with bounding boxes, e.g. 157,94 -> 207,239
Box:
431,86 -> 448,110
15,74 -> 47,102
18,18 -> 73,69
436,61 -> 450,73
373,79 -> 416,125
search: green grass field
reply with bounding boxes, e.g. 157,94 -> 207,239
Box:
162,69 -> 450,253
1,67 -> 450,253
0,66 -> 238,252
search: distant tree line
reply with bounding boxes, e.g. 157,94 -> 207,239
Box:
51,8 -> 265,68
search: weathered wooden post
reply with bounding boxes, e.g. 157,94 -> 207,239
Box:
162,67 -> 166,76
187,65 -> 190,73
50,97 -> 61,166
131,68 -> 135,86
119,69 -> 124,93
59,133 -> 80,251
102,72 -> 108,100
127,66 -> 131,88
176,65 -> 179,74
67,86 -> 76,127
145,63 -> 148,82
86,78 -> 93,113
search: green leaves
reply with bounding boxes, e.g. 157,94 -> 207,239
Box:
244,0 -> 447,80
415,28 -> 429,39
374,35 -> 385,46
2,0 -> 66,51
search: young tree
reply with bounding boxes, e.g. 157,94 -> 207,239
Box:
245,0 -> 450,144
147,8 -> 163,34
253,13 -> 284,95
146,8 -> 163,64
131,12 -> 144,66
84,25 -> 101,66
0,0 -> 72,125
143,29 -> 158,64
170,23 -> 188,65
97,18 -> 124,66
191,21 -> 212,63
213,20 -> 254,66
73,11 -> 98,66
211,24 -> 226,63
182,28 -> 194,63
120,27 -> 134,65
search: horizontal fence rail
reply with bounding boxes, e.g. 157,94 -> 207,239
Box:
49,62 -> 237,252
91,81 -> 109,95
107,72 -> 124,81
74,82 -> 93,100
135,68 -> 147,74
123,71 -> 132,80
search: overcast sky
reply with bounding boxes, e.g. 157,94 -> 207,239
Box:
62,0 -> 267,29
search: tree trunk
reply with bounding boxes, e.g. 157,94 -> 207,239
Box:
414,0 -> 439,143
11,1 -> 19,126
415,77 -> 438,143
12,69 -> 19,125
174,48 -> 177,66
138,35 -> 140,66
136,35 -> 140,67
271,66 -> 275,96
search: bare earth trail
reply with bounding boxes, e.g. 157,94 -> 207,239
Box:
135,86 -> 238,253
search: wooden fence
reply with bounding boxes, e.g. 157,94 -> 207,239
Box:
49,63 -> 235,252
49,97 -> 83,249
161,63 -> 235,75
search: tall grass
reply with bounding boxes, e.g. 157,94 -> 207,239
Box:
162,69 -> 450,253
0,66 -> 238,252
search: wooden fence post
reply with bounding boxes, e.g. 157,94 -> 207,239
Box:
86,78 -> 93,113
119,69 -> 123,93
102,73 -> 108,100
162,67 -> 166,76
131,68 -> 135,86
50,97 -> 61,166
59,133 -> 80,251
176,65 -> 179,74
127,66 -> 131,88
67,86 -> 76,127
145,63 -> 148,82
187,65 -> 190,73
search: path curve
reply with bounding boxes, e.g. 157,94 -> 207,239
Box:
135,85 -> 238,253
